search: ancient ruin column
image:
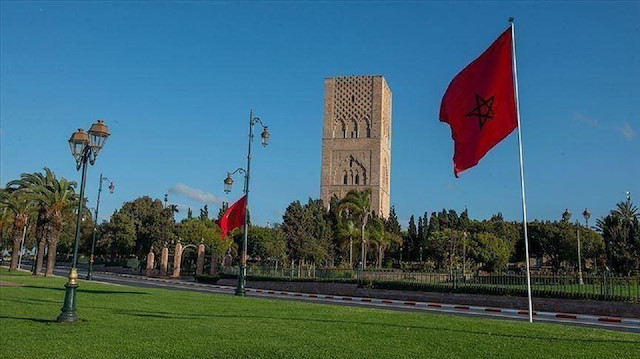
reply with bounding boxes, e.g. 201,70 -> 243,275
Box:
196,241 -> 205,276
209,249 -> 218,276
172,241 -> 183,277
146,248 -> 155,277
160,245 -> 169,276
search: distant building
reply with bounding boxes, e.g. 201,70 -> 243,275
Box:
320,75 -> 392,218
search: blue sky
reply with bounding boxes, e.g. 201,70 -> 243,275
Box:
1,1 -> 638,228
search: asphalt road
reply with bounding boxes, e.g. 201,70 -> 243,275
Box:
43,266 -> 640,334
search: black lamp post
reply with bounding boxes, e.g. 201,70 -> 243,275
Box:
86,174 -> 114,280
58,120 -> 110,323
223,109 -> 269,296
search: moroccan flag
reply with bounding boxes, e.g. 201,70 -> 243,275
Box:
440,27 -> 517,177
215,195 -> 247,238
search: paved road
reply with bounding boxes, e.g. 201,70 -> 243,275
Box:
45,267 -> 640,333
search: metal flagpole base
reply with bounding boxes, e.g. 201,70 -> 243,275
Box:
57,268 -> 79,323
235,264 -> 246,296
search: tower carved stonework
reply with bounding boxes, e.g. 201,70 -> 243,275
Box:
320,75 -> 392,218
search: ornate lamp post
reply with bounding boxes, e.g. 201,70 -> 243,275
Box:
222,110 -> 269,296
86,174 -> 114,280
58,120 -> 110,323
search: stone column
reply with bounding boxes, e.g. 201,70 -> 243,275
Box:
160,245 -> 169,276
196,241 -> 205,276
210,250 -> 218,276
146,248 -> 155,277
172,241 -> 183,277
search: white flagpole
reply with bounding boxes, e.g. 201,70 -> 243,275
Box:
509,18 -> 534,323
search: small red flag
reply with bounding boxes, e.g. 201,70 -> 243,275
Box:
440,27 -> 517,177
215,195 -> 247,238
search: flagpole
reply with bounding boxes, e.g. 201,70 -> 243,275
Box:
509,18 -> 533,323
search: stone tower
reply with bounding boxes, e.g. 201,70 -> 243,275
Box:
320,75 -> 392,218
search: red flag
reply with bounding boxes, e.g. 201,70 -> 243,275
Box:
440,27 -> 517,177
215,195 -> 247,238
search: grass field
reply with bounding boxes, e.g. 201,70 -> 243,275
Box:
1,268 -> 638,359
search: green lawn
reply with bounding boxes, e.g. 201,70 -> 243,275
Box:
1,268 -> 638,359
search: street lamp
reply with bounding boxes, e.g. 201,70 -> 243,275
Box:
222,109 -> 269,297
58,120 -> 110,323
86,174 -> 114,280
562,208 -> 588,285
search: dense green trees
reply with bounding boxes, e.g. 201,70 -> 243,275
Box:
3,168 -> 637,276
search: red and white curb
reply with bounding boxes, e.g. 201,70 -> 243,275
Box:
242,288 -> 640,327
95,272 -> 640,327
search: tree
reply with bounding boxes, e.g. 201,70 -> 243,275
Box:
468,232 -> 510,272
199,205 -> 209,221
7,168 -> 77,275
175,217 -> 220,247
385,206 -> 402,235
281,199 -> 332,271
100,211 -> 136,259
338,189 -> 372,268
407,215 -> 417,261
119,196 -> 173,258
0,189 -> 33,271
187,207 -> 193,220
596,195 -> 640,274
245,225 -> 287,265
366,216 -> 402,268
338,219 -> 359,266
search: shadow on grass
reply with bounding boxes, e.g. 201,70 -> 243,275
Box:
112,308 -> 640,345
21,285 -> 147,295
0,315 -> 56,324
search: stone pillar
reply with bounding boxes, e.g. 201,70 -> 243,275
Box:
146,248 -> 155,277
196,241 -> 205,276
172,241 -> 183,277
160,245 -> 169,276
210,250 -> 218,276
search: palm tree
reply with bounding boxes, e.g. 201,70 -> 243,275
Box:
8,170 -> 50,275
338,189 -> 371,269
0,189 -> 34,271
596,195 -> 640,273
8,168 -> 77,276
338,219 -> 359,267
0,207 -> 12,257
366,216 -> 403,268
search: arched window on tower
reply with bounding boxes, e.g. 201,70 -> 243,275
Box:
351,122 -> 358,138
366,120 -> 371,138
343,172 -> 348,185
342,123 -> 347,138
355,173 -> 359,185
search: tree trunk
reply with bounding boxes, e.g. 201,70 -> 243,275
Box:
45,211 -> 64,276
9,227 -> 22,271
34,238 -> 46,275
45,240 -> 58,276
33,209 -> 48,276
349,236 -> 353,267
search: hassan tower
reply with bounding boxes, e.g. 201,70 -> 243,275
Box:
320,75 -> 392,218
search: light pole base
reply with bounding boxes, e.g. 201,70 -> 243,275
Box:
86,258 -> 94,281
57,269 -> 79,323
235,264 -> 246,297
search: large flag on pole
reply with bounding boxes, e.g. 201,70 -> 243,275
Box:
215,195 -> 247,238
439,27 -> 517,177
440,21 -> 534,323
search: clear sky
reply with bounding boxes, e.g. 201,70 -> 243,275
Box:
1,1 -> 638,228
